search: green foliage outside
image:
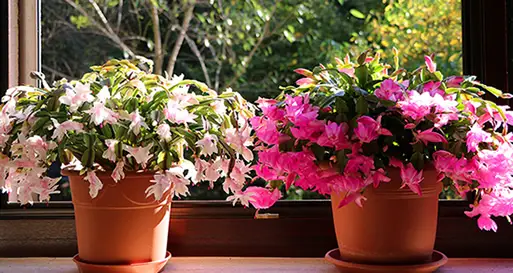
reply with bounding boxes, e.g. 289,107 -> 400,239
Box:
41,0 -> 462,200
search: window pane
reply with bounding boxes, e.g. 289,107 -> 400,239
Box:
39,0 -> 462,202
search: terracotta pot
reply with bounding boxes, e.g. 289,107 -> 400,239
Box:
330,166 -> 442,265
65,170 -> 171,267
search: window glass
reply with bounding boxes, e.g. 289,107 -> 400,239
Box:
40,0 -> 462,201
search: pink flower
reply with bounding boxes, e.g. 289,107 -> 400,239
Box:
244,187 -> 282,209
415,128 -> 447,145
466,124 -> 492,152
374,79 -> 403,101
477,215 -> 498,232
397,91 -> 433,121
337,191 -> 367,208
354,116 -> 392,143
290,120 -> 324,141
255,98 -> 285,121
294,68 -> 313,77
284,95 -> 319,127
404,123 -> 416,129
315,121 -> 350,150
345,153 -> 374,174
85,102 -> 119,125
250,116 -> 288,145
365,168 -> 391,188
423,82 -> 445,96
424,56 -> 437,73
296,77 -> 316,86
338,67 -> 355,78
399,163 -> 424,196
446,76 -> 464,88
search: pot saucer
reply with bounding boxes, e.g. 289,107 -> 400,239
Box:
325,249 -> 447,273
72,251 -> 171,273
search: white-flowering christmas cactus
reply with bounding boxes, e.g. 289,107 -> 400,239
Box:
0,58 -> 254,204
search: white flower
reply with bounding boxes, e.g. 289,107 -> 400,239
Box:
97,86 -> 110,103
166,166 -> 191,198
223,177 -> 243,194
210,100 -> 227,115
222,159 -> 251,194
85,102 -> 119,125
130,79 -> 147,94
181,159 -> 198,184
169,74 -> 185,87
226,191 -> 252,207
146,173 -> 171,200
102,139 -> 119,162
59,82 -> 95,112
163,101 -> 197,125
196,133 -> 218,156
145,166 -> 191,200
111,161 -> 125,182
127,110 -> 148,135
123,143 -> 153,169
84,171 -> 103,198
32,176 -> 61,202
157,124 -> 172,141
171,85 -> 199,106
51,119 -> 84,141
204,159 -> 223,188
194,158 -> 209,182
225,127 -> 254,161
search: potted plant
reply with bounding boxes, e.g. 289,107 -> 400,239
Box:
0,58 -> 254,273
239,51 -> 513,271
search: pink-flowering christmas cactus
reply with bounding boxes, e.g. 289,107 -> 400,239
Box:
241,50 -> 513,232
0,59 -> 254,204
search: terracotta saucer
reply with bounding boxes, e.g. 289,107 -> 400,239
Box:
325,249 -> 447,273
72,251 -> 171,273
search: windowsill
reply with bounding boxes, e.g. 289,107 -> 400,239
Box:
1,257 -> 513,272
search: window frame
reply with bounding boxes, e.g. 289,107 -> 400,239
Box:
2,0 -> 513,258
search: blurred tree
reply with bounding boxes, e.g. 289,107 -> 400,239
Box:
42,0 -> 384,100
340,0 -> 462,76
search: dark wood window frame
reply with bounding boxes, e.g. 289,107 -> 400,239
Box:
2,0 -> 513,258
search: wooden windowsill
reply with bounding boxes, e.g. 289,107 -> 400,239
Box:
1,257 -> 513,272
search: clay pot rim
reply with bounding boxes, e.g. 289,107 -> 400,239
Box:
61,167 -> 156,178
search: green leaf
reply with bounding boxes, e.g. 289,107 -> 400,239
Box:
32,117 -> 50,134
350,9 -> 366,19
335,97 -> 349,113
410,152 -> 424,170
445,88 -> 460,94
356,96 -> 368,115
357,50 -> 370,65
474,82 -> 503,97
355,66 -> 368,87
336,150 -> 348,171
434,71 -> 443,81
310,144 -> 326,162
